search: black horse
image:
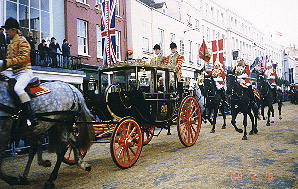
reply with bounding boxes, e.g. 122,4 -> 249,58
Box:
257,74 -> 279,126
226,72 -> 258,140
202,75 -> 227,133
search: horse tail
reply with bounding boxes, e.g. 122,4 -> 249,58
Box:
75,90 -> 95,152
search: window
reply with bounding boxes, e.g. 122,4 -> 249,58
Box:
211,7 -> 214,17
116,31 -> 121,60
221,13 -> 224,23
5,0 -> 51,43
216,10 -> 219,22
96,25 -> 102,58
187,14 -> 192,26
158,28 -> 164,55
207,27 -> 210,41
77,19 -> 88,55
142,22 -> 150,52
180,40 -> 184,57
195,19 -> 199,28
170,33 -> 175,42
115,0 -> 120,16
76,0 -> 86,4
189,41 -> 193,64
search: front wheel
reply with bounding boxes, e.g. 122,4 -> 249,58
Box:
110,117 -> 143,169
177,96 -> 201,147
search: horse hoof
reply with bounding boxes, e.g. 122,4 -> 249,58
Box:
266,123 -> 270,126
44,181 -> 55,189
236,129 -> 243,133
39,160 -> 52,167
271,121 -> 274,123
249,130 -> 254,135
263,117 -> 266,120
18,176 -> 30,185
254,129 -> 258,134
242,136 -> 248,140
279,116 -> 282,120
222,125 -> 226,129
210,129 -> 215,133
85,166 -> 91,172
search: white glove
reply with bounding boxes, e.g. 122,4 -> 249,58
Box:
0,60 -> 3,68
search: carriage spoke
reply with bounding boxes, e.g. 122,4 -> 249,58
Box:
189,127 -> 194,142
129,147 -> 137,156
128,127 -> 136,139
191,107 -> 199,117
181,124 -> 187,136
67,148 -> 72,160
122,149 -> 126,163
117,147 -> 124,160
126,149 -> 131,162
188,127 -> 191,143
115,144 -> 122,151
126,122 -> 132,137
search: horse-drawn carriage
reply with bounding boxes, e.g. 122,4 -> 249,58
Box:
63,62 -> 202,168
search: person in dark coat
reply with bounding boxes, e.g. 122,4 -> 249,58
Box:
0,27 -> 6,60
49,37 -> 61,67
62,39 -> 72,69
38,39 -> 49,65
26,31 -> 37,65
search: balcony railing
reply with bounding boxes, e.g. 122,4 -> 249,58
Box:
0,45 -> 82,70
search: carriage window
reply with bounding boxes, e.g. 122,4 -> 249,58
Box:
138,68 -> 154,93
127,69 -> 136,91
113,71 -> 127,91
157,70 -> 166,92
169,71 -> 176,93
101,73 -> 109,92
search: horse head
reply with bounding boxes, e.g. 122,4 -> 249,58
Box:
204,75 -> 216,97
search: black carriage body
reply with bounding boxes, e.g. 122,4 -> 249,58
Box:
97,65 -> 178,126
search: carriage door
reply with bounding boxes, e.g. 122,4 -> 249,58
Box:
155,69 -> 175,121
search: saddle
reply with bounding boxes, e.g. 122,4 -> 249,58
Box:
7,77 -> 51,101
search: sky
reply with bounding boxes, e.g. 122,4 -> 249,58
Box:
212,0 -> 298,47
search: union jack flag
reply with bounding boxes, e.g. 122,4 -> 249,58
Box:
100,0 -> 117,66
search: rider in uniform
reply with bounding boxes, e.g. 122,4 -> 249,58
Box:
234,58 -> 257,108
0,17 -> 38,127
165,42 -> 183,98
264,62 -> 277,100
208,61 -> 228,105
151,44 -> 164,67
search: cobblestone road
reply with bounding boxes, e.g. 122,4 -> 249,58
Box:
0,102 -> 297,189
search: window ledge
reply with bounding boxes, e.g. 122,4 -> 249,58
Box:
78,54 -> 91,58
76,1 -> 90,8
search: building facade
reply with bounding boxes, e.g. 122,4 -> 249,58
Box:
1,0 -> 85,86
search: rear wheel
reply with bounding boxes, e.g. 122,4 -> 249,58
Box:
110,117 -> 143,169
177,96 -> 201,147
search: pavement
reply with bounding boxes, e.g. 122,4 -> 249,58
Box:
0,102 -> 297,189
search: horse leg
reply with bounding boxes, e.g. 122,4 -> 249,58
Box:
68,134 -> 91,172
270,104 -> 275,123
210,108 -> 218,133
231,109 -> 243,133
220,105 -> 226,129
43,144 -> 67,189
242,113 -> 248,140
248,111 -> 255,135
37,136 -> 51,168
266,107 -> 271,126
261,104 -> 266,120
278,100 -> 282,119
20,136 -> 40,185
206,108 -> 213,125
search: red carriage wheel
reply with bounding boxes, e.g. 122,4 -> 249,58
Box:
110,117 -> 143,169
142,127 -> 155,145
177,96 -> 201,147
63,125 -> 87,165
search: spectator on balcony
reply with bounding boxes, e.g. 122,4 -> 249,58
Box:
26,31 -> 37,65
38,39 -> 49,66
49,37 -> 61,67
62,39 -> 72,69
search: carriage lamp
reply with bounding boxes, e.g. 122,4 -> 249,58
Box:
88,75 -> 96,91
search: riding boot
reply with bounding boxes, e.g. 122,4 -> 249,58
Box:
248,86 -> 258,110
22,101 -> 38,128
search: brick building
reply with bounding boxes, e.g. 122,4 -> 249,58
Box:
64,0 -> 127,92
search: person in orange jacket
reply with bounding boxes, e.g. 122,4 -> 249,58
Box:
0,17 -> 38,127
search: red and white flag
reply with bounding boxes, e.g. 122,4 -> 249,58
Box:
211,39 -> 224,68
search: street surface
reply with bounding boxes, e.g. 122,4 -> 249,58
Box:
0,102 -> 297,188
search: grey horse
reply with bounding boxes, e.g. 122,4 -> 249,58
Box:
0,75 -> 94,188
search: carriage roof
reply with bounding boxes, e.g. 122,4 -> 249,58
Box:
98,60 -> 175,72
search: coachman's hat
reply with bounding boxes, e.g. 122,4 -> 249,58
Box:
170,42 -> 177,49
2,17 -> 19,30
153,44 -> 161,50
